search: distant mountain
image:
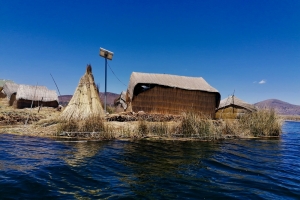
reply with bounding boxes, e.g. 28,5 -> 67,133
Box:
59,92 -> 119,107
254,99 -> 300,115
58,95 -> 72,103
99,92 -> 120,106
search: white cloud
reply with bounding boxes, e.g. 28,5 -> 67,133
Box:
259,80 -> 266,84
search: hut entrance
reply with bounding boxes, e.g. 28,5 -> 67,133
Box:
9,93 -> 16,106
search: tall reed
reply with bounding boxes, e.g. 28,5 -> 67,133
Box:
176,112 -> 222,140
56,115 -> 116,139
57,120 -> 79,133
148,122 -> 170,137
79,115 -> 105,132
138,120 -> 148,137
238,109 -> 282,137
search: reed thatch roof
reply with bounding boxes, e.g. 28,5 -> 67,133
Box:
3,82 -> 19,99
127,72 -> 220,100
0,79 -> 14,88
16,85 -> 58,102
217,95 -> 256,112
60,65 -> 105,120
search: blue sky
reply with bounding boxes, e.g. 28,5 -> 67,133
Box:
1,0 -> 299,104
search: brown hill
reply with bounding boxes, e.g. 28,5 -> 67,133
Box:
59,92 -> 119,107
254,99 -> 300,115
99,92 -> 120,106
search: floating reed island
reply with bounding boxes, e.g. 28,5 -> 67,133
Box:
55,66 -> 282,140
0,65 -> 283,140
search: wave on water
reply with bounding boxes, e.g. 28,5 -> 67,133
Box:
0,121 -> 299,199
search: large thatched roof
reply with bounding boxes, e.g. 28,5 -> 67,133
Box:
60,65 -> 105,120
16,85 -> 58,102
127,72 -> 220,100
2,82 -> 19,98
217,95 -> 256,112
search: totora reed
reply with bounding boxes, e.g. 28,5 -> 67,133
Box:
60,65 -> 105,120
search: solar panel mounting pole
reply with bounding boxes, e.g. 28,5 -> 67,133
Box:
104,56 -> 107,113
99,47 -> 114,114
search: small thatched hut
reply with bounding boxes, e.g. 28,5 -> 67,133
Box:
125,72 -> 221,117
114,91 -> 128,112
216,95 -> 256,119
2,82 -> 19,106
15,85 -> 59,109
60,65 -> 105,120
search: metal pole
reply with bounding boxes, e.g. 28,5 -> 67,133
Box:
104,57 -> 107,113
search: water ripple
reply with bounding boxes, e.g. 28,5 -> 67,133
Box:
0,121 -> 300,199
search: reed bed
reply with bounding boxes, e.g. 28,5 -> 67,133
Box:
56,115 -> 116,139
175,112 -> 223,140
238,109 -> 283,137
135,109 -> 282,139
281,115 -> 300,121
54,109 -> 283,140
148,122 -> 170,137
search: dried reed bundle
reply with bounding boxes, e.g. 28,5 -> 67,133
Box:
60,65 -> 105,120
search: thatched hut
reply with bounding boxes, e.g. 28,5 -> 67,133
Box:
15,85 -> 59,108
60,65 -> 105,120
125,72 -> 221,117
114,91 -> 128,113
2,82 -> 19,106
216,95 -> 256,119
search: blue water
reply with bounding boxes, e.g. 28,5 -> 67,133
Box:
0,121 -> 300,199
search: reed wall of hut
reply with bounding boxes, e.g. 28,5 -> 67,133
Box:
15,99 -> 59,109
131,85 -> 218,116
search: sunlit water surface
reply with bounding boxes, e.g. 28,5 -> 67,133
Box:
0,121 -> 300,199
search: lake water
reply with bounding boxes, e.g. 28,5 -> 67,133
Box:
0,121 -> 300,199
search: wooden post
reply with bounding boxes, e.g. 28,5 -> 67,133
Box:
38,97 -> 43,113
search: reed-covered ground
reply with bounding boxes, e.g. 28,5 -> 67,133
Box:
53,109 -> 283,140
0,100 -> 283,140
281,115 -> 300,121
